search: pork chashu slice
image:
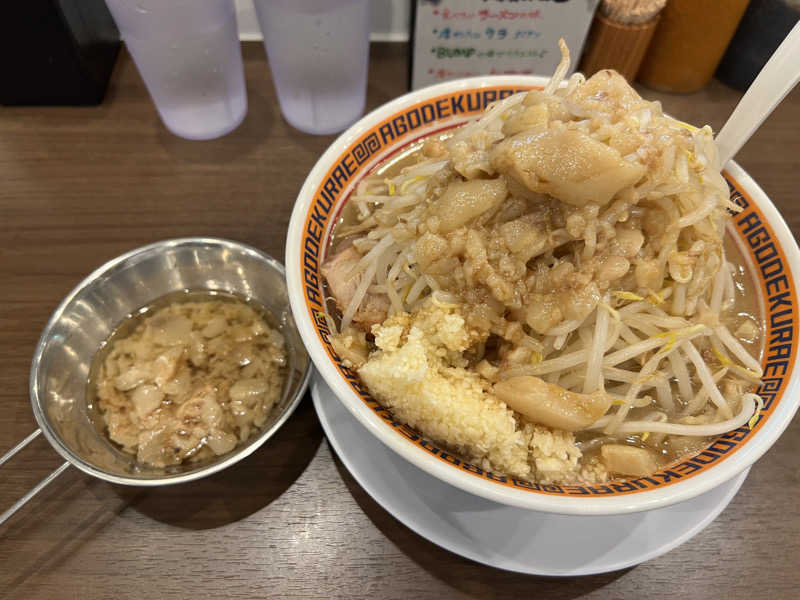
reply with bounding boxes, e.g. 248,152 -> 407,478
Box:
322,245 -> 390,330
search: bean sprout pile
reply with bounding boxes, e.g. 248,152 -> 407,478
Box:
323,41 -> 763,480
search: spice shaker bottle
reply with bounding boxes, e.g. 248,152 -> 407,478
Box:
717,0 -> 800,90
637,0 -> 750,93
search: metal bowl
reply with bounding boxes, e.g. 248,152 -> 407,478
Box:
30,237 -> 312,486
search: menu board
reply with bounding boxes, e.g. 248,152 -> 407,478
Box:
411,0 -> 598,89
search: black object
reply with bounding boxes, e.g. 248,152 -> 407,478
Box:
0,0 -> 120,106
716,0 -> 800,91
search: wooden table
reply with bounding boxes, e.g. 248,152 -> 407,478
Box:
1,43 -> 799,599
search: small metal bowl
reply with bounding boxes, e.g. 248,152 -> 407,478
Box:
29,237 -> 311,486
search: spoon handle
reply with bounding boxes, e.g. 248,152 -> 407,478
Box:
715,21 -> 800,167
0,462 -> 70,527
0,429 -> 70,526
0,429 -> 42,467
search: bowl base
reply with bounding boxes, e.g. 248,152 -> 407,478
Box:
312,374 -> 749,576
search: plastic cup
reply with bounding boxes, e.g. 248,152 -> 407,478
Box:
253,0 -> 371,135
105,0 -> 247,140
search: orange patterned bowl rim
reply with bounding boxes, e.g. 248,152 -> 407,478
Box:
285,75 -> 800,514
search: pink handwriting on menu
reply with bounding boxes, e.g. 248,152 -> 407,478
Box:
428,68 -> 476,80
427,67 -> 536,81
432,8 -> 542,21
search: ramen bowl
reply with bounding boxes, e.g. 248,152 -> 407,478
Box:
31,237 -> 312,486
285,75 -> 800,515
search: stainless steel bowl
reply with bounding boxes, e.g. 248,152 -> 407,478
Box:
28,237 -> 311,486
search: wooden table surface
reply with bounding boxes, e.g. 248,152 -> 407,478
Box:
1,43 -> 799,599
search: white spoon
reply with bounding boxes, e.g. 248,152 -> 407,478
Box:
715,21 -> 800,167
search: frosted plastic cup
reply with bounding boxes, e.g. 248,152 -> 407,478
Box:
105,0 -> 247,140
253,0 -> 371,135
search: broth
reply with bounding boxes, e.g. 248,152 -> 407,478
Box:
88,290 -> 287,468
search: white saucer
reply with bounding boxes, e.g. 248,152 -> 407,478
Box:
311,375 -> 750,576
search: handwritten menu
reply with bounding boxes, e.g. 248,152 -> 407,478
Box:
411,0 -> 598,89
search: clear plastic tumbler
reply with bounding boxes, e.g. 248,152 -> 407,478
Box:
253,0 -> 371,135
105,0 -> 247,140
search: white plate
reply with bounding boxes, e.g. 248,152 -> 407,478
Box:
311,375 -> 750,576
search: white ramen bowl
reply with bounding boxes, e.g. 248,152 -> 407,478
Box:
286,75 -> 800,515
